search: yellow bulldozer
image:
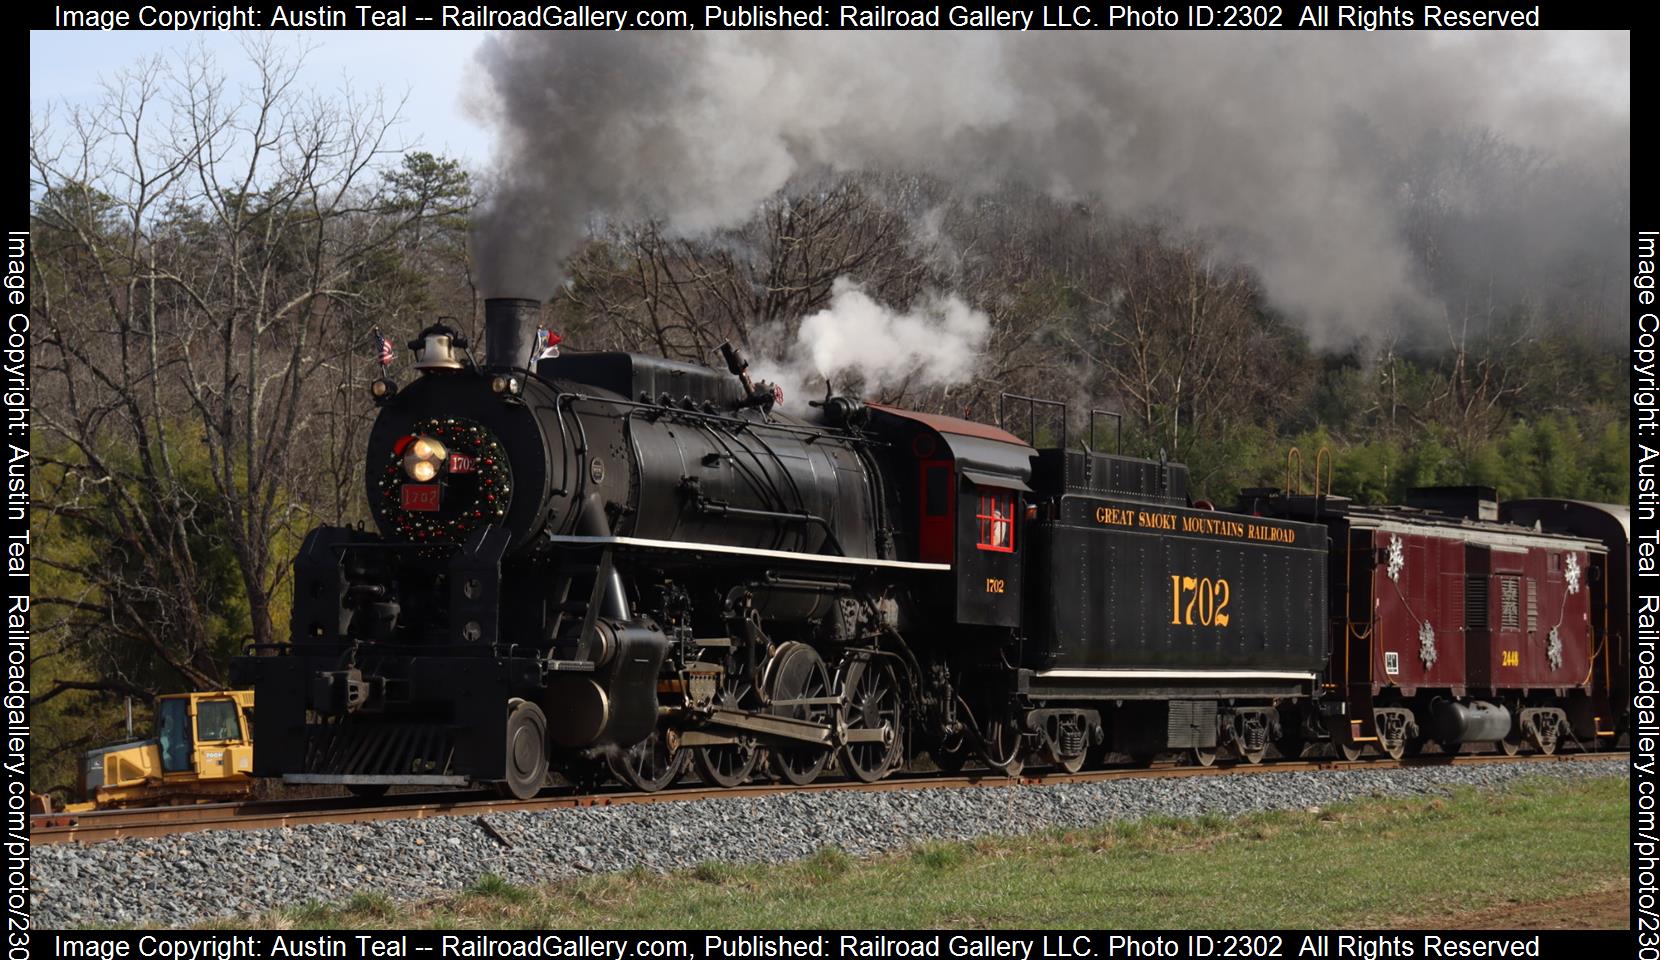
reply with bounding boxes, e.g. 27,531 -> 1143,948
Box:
61,690 -> 256,811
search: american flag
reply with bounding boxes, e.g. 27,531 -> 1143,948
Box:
536,328 -> 563,359
374,329 -> 394,367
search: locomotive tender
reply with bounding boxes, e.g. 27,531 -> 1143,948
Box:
231,299 -> 1626,797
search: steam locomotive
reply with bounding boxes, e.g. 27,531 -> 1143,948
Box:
231,299 -> 1628,798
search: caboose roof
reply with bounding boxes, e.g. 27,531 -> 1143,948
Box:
1344,504 -> 1606,553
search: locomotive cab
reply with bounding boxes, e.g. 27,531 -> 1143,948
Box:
866,404 -> 1033,627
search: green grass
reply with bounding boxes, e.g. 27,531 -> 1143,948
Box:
465,873 -> 536,904
246,775 -> 1627,930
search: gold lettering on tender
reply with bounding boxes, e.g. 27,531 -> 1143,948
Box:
1093,502 -> 1293,544
1094,506 -> 1136,527
1136,511 -> 1179,530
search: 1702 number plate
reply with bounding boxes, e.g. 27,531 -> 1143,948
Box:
401,484 -> 440,511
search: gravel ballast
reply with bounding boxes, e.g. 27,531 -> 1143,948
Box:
31,759 -> 1626,927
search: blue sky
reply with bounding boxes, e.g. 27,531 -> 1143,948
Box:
31,31 -> 495,165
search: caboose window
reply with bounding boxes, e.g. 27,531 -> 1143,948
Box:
976,490 -> 1015,553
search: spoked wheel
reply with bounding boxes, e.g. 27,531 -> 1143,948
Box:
1189,746 -> 1218,767
608,728 -> 688,793
837,656 -> 904,783
695,671 -> 762,789
981,714 -> 1026,778
498,699 -> 550,800
763,642 -> 834,786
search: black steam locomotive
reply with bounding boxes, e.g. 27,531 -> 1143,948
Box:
232,299 -> 1624,798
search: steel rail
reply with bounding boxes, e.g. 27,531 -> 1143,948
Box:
30,751 -> 1624,846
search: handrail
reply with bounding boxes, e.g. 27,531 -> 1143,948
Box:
1087,409 -> 1123,454
1314,446 -> 1333,502
998,392 -> 1069,448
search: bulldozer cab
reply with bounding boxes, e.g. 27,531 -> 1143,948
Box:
181,692 -> 251,781
72,690 -> 256,810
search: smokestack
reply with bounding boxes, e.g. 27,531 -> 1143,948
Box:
483,298 -> 541,370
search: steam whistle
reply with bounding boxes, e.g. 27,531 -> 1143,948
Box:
719,341 -> 780,413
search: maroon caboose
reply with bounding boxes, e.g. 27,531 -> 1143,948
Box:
1500,499 -> 1630,748
1245,486 -> 1606,759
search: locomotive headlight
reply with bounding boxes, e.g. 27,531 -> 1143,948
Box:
402,436 -> 447,481
490,373 -> 522,397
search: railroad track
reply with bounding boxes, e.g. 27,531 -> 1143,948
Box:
31,750 -> 1625,846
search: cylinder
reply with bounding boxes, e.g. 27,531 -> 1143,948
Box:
1431,699 -> 1511,745
483,297 -> 541,370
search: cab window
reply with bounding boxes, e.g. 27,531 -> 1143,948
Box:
157,699 -> 194,772
975,490 -> 1016,553
197,699 -> 242,741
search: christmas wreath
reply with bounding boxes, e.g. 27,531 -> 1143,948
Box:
376,417 -> 513,542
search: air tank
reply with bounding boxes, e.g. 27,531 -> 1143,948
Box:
1431,699 -> 1511,745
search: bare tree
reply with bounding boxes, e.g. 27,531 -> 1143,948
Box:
1411,325 -> 1527,459
1063,221 -> 1287,460
29,40 -> 463,706
558,177 -> 932,363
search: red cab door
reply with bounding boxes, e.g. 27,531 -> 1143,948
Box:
918,459 -> 954,564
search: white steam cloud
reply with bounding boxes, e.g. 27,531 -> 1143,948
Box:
749,279 -> 991,408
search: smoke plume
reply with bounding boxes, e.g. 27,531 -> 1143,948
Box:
748,279 -> 991,408
470,32 -> 1628,339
